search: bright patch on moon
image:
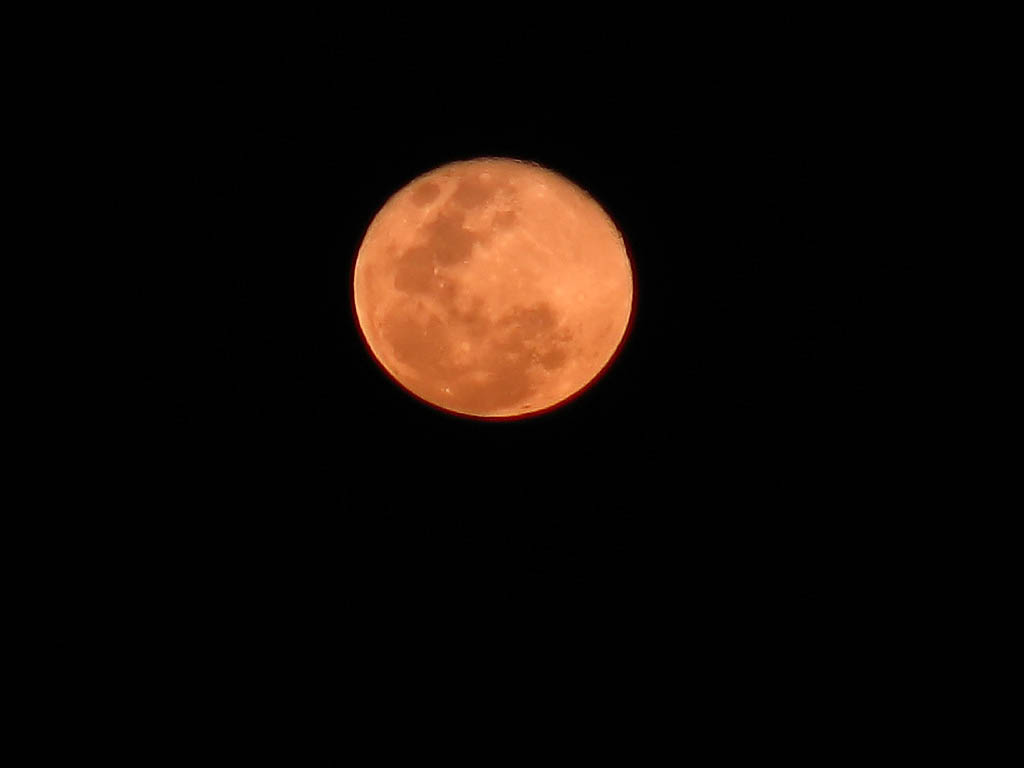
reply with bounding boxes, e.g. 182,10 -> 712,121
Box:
352,157 -> 634,419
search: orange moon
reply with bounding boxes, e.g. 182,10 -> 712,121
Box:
352,157 -> 634,419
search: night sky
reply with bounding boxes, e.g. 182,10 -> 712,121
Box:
165,16 -> 900,608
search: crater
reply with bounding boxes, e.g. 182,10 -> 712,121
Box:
394,209 -> 480,295
538,348 -> 568,371
410,182 -> 441,206
382,310 -> 450,378
451,175 -> 497,209
453,296 -> 490,338
503,303 -> 558,339
425,212 -> 478,266
394,246 -> 434,294
382,297 -> 538,415
494,210 -> 517,229
451,346 -> 535,414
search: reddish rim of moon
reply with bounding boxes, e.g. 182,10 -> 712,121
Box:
349,158 -> 637,422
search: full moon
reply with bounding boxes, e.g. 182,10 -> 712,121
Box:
352,157 -> 634,419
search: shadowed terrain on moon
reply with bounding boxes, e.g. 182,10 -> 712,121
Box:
358,159 -> 629,417
387,172 -> 571,412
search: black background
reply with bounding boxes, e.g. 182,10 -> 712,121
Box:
164,15 -> 903,618
103,14 -> 935,747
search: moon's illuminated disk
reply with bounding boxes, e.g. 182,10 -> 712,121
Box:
352,157 -> 634,419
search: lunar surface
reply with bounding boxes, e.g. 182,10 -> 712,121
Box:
352,157 -> 634,418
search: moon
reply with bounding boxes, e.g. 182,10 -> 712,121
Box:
352,157 -> 634,419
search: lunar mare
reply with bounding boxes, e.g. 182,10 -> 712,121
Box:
352,157 -> 634,418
